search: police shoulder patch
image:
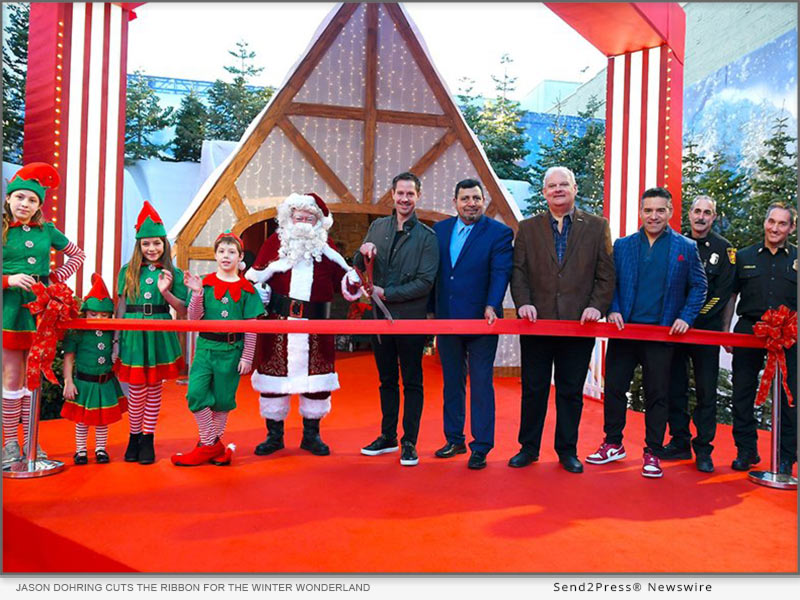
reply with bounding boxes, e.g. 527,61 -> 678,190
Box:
727,247 -> 736,264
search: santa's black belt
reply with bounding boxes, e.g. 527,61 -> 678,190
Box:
76,371 -> 114,384
267,293 -> 331,320
125,304 -> 169,315
199,332 -> 243,344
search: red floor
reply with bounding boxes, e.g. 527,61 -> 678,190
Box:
3,352 -> 797,573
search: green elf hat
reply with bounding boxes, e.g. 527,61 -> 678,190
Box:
134,200 -> 167,239
6,162 -> 61,202
81,273 -> 115,313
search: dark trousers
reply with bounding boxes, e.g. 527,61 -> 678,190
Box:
518,335 -> 596,458
732,341 -> 797,462
604,339 -> 674,452
437,334 -> 499,453
371,334 -> 427,445
667,343 -> 720,456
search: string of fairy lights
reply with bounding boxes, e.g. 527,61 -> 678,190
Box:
291,115 -> 364,201
376,7 -> 441,115
294,4 -> 366,107
237,128 -> 338,208
192,200 -> 237,248
49,17 -> 66,269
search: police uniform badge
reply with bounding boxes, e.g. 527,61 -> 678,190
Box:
727,248 -> 736,264
709,252 -> 719,265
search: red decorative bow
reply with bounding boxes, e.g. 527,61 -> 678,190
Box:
752,305 -> 797,407
23,282 -> 80,390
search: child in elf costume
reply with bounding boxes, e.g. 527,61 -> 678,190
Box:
2,162 -> 86,464
171,231 -> 264,466
116,201 -> 188,465
62,274 -> 127,465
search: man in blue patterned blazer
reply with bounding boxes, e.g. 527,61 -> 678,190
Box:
586,187 -> 707,478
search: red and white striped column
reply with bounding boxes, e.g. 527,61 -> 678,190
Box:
24,3 -> 137,296
603,44 -> 684,240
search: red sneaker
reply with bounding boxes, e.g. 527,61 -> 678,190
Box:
171,440 -> 225,466
642,449 -> 663,478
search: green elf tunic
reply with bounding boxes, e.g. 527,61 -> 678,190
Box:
60,328 -> 127,425
2,222 -> 69,349
116,263 -> 188,385
186,274 -> 264,412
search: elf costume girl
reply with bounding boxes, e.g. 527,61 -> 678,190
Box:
2,162 -> 85,464
62,274 -> 127,465
116,201 -> 187,465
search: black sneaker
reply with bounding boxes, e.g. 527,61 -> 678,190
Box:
655,442 -> 692,461
400,441 -> 419,466
361,435 -> 399,456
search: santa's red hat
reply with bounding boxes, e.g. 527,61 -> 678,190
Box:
278,192 -> 333,230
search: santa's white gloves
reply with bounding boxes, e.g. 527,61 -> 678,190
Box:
346,269 -> 362,286
244,267 -> 266,285
257,283 -> 272,305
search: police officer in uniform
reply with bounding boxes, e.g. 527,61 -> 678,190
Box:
660,196 -> 736,472
727,202 -> 797,475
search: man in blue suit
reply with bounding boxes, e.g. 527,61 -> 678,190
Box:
430,178 -> 513,469
586,187 -> 707,478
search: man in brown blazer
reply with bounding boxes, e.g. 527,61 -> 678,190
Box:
510,166 -> 615,473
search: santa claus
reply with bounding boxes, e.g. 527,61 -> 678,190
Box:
245,192 -> 361,456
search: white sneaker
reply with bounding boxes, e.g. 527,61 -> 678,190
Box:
21,442 -> 48,460
2,440 -> 22,464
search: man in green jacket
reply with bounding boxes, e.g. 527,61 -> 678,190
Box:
354,172 -> 439,466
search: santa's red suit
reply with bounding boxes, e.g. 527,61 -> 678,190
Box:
249,232 -> 356,398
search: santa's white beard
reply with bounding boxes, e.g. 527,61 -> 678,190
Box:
278,222 -> 329,265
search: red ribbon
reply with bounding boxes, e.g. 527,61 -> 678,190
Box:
64,317 -> 766,348
23,282 -> 80,390
753,305 -> 797,407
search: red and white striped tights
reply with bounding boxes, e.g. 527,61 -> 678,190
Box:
2,389 -> 24,445
193,407 -> 230,446
75,424 -> 108,452
127,382 -> 163,434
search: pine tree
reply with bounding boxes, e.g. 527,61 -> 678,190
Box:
456,77 -> 482,134
125,71 -> 174,162
207,41 -> 274,142
172,91 -> 208,162
456,56 -> 530,182
747,115 -> 797,244
476,54 -> 530,181
526,96 -> 605,216
681,139 -> 707,232
696,152 -> 749,247
2,3 -> 30,163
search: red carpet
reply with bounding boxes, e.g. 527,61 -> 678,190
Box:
3,352 -> 797,573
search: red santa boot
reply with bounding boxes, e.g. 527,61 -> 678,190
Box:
171,440 -> 224,466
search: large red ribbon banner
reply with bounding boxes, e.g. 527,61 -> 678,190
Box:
27,285 -> 796,403
67,316 -> 765,346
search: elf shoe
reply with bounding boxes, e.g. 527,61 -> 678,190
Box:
210,443 -> 236,466
171,440 -> 224,466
